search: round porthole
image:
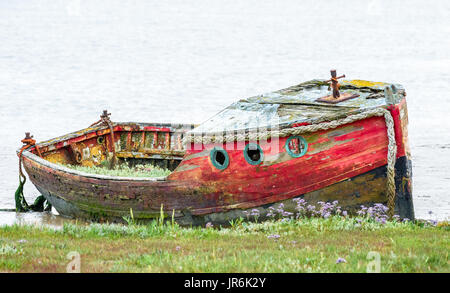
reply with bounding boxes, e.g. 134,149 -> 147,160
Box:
285,136 -> 308,158
210,147 -> 229,170
244,143 -> 264,165
97,136 -> 105,145
74,151 -> 83,163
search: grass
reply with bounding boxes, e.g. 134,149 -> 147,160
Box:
0,217 -> 448,273
61,163 -> 172,178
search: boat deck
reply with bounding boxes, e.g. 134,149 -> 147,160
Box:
189,79 -> 405,135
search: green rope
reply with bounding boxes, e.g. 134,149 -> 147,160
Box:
14,176 -> 27,212
14,175 -> 52,212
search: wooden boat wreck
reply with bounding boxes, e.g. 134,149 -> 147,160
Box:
18,70 -> 414,225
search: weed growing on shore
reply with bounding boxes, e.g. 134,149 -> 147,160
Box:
1,199 -> 447,273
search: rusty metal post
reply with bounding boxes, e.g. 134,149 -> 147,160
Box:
100,110 -> 117,169
327,69 -> 345,99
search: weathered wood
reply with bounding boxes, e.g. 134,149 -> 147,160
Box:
316,92 -> 360,104
18,79 -> 414,224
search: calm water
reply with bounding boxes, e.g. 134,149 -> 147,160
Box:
1,0 -> 449,226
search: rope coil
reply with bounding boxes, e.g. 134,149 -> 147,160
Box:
183,107 -> 397,216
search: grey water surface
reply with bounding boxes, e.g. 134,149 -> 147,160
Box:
1,0 -> 449,226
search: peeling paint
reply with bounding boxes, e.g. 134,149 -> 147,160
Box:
18,79 -> 413,224
327,125 -> 364,138
173,164 -> 201,172
308,138 -> 355,155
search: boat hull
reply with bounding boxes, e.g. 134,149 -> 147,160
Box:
22,153 -> 414,225
18,81 -> 415,225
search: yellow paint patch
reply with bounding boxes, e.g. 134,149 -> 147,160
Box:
45,151 -> 71,165
342,79 -> 388,89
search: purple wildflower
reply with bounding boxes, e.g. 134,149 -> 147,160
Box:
250,209 -> 260,217
294,198 -> 308,218
267,207 -> 277,218
427,220 -> 438,226
282,211 -> 294,217
267,234 -> 280,240
336,257 -> 347,264
205,222 -> 213,228
276,204 -> 285,214
293,198 -> 306,206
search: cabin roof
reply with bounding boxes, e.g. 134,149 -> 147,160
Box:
189,79 -> 405,134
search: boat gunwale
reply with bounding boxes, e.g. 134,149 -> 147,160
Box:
19,149 -> 169,182
16,121 -> 198,182
36,121 -> 197,148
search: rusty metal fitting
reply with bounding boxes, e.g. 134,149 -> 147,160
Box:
326,69 -> 345,98
21,132 -> 36,145
100,110 -> 111,122
19,132 -> 42,158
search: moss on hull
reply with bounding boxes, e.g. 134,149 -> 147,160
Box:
61,163 -> 172,178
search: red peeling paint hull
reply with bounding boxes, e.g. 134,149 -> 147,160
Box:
19,98 -> 414,225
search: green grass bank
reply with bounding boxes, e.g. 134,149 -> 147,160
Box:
0,217 -> 448,273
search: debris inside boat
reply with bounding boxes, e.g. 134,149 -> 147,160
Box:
15,70 -> 414,225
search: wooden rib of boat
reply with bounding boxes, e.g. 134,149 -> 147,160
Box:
18,75 -> 414,225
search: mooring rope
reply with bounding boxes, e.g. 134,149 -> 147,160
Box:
183,107 -> 397,217
15,134 -> 52,212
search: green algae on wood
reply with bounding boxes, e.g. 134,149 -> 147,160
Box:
60,163 -> 172,178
